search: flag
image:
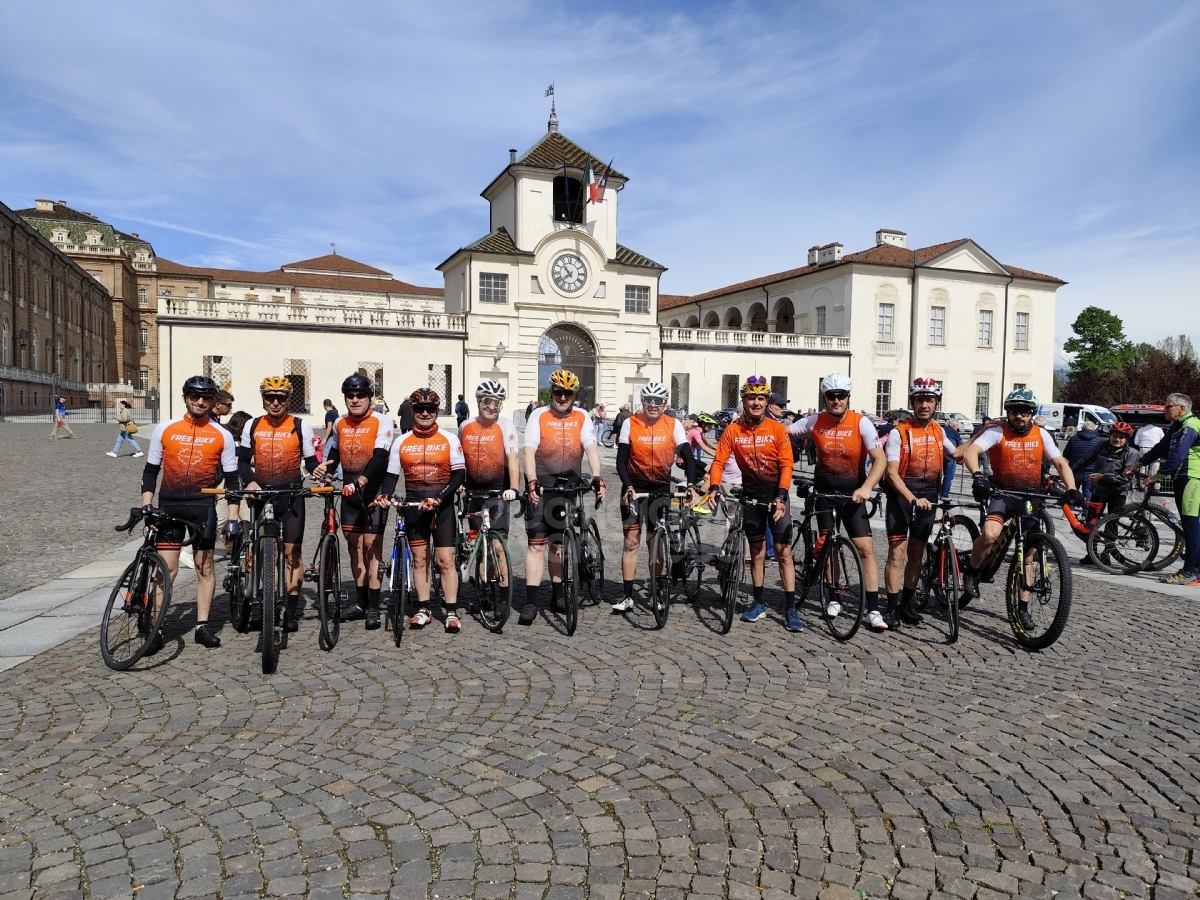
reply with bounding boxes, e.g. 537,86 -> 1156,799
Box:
584,158 -> 597,203
594,158 -> 614,203
545,84 -> 554,97
562,158 -> 569,196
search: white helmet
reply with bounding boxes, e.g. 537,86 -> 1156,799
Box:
820,372 -> 853,395
475,379 -> 506,400
640,381 -> 670,400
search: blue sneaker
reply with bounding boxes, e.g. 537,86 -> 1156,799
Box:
784,607 -> 804,632
741,602 -> 767,622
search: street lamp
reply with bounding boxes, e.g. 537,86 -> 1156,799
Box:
635,349 -> 651,374
493,341 -> 505,368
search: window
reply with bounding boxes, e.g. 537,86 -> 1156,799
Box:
671,373 -> 690,413
530,275 -> 543,294
929,306 -> 945,345
978,310 -> 993,347
186,290 -> 197,298
138,370 -> 149,390
204,355 -> 232,391
428,364 -> 452,415
552,175 -> 584,224
139,328 -> 149,351
625,285 -> 650,314
721,375 -> 739,410
593,282 -> 606,299
1012,382 -> 1027,391
770,377 -> 788,403
479,273 -> 508,304
877,303 -> 894,341
816,306 -> 826,335
1015,312 -> 1029,350
876,380 -> 892,418
285,359 -> 311,414
357,361 -> 384,398
975,383 -> 991,421
160,288 -> 172,297
138,288 -> 148,306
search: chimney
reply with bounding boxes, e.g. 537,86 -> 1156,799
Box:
875,229 -> 907,248
807,246 -> 820,266
817,242 -> 844,265
131,233 -> 139,238
35,199 -> 54,211
509,149 -> 517,165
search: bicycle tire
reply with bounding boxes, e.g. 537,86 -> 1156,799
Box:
600,428 -> 615,449
718,531 -> 743,635
562,527 -> 581,636
681,524 -> 704,602
227,537 -> 252,633
1038,507 -> 1056,537
583,520 -> 605,604
316,533 -> 341,651
1142,505 -> 1184,572
1006,531 -> 1072,651
936,541 -> 960,644
100,553 -> 171,670
649,528 -> 672,629
821,533 -> 864,641
1086,511 -> 1158,576
475,534 -> 512,633
391,537 -> 406,648
260,535 -> 282,674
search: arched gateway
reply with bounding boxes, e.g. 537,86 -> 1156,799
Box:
538,323 -> 597,410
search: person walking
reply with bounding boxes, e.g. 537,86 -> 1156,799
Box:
107,400 -> 143,458
49,396 -> 75,439
454,393 -> 469,430
322,398 -> 339,443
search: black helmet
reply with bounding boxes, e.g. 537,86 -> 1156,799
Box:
341,373 -> 375,397
182,374 -> 219,397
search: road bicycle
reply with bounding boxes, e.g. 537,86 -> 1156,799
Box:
1084,481 -> 1181,575
631,483 -> 704,629
965,487 -> 1073,650
595,418 -> 616,448
540,477 -> 605,636
382,498 -> 428,647
910,499 -> 978,644
457,489 -> 515,633
102,507 -> 191,669
303,483 -> 343,650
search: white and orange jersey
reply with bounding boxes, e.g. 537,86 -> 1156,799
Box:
459,415 -> 518,490
147,414 -> 238,502
387,426 -> 466,499
240,414 -> 316,486
619,413 -> 687,489
884,419 -> 955,493
524,406 -> 596,485
326,411 -> 393,481
973,424 -> 1061,491
790,411 -> 878,493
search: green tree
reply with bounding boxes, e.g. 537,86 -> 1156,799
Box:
1063,306 -> 1132,379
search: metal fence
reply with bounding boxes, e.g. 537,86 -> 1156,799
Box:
0,387 -> 159,424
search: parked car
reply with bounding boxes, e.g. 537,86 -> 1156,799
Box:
1110,404 -> 1167,428
934,410 -> 976,433
1037,402 -> 1116,434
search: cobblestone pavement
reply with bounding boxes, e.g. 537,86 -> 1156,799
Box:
2,442 -> 1199,900
0,425 -> 145,601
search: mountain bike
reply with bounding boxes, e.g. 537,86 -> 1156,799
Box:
543,477 -> 605,636
303,483 -> 343,650
458,489 -> 514,633
910,499 -> 976,643
632,483 -> 704,629
102,507 -> 190,670
1085,481 -> 1181,575
967,488 -> 1073,650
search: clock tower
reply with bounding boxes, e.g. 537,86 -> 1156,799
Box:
439,113 -> 666,412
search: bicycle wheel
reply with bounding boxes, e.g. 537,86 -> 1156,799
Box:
1087,511 -> 1158,575
100,552 -> 171,670
1006,531 -> 1072,651
562,528 -> 581,636
1142,506 -> 1184,572
648,528 -> 672,629
227,537 -> 252,633
260,535 -> 282,674
718,531 -> 744,635
475,533 -> 512,633
390,537 -> 406,648
681,524 -> 704,602
933,542 -> 959,644
316,533 -> 341,651
911,544 -> 937,612
820,533 -> 864,641
582,520 -> 605,604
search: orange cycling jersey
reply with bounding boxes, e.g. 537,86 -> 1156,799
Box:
146,414 -> 238,502
802,410 -> 874,492
708,416 -> 794,497
387,427 -> 466,499
328,411 -> 393,481
886,419 -> 948,493
240,414 -> 316,486
524,406 -> 596,484
620,413 -> 687,489
459,416 -> 518,490
976,423 -> 1059,491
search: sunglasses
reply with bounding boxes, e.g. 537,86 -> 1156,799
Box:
413,404 -> 439,415
641,397 -> 665,406
824,391 -> 849,401
551,389 -> 576,398
746,376 -> 767,387
345,392 -> 371,400
478,398 -> 502,409
263,394 -> 289,404
184,393 -> 214,402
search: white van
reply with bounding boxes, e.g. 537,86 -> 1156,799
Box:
1037,402 -> 1117,434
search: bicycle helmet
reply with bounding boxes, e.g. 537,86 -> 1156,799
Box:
741,375 -> 770,396
408,387 -> 441,407
341,373 -> 375,397
259,376 -> 292,394
909,377 -> 941,399
640,381 -> 670,400
181,374 -> 219,397
820,372 -> 853,395
549,369 -> 580,392
1003,387 -> 1039,411
1111,421 -> 1134,436
475,379 -> 506,400
697,412 -> 716,425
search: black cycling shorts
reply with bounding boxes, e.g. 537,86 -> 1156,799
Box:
740,494 -> 793,545
466,493 -> 510,537
157,502 -> 217,552
620,490 -> 672,534
814,495 -> 872,540
525,487 -> 579,546
985,495 -> 1044,528
885,490 -> 937,544
342,494 -> 388,535
404,501 -> 457,548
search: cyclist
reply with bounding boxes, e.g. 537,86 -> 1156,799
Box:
138,375 -> 241,653
883,378 -> 957,629
613,381 -> 697,613
312,374 -> 394,627
521,368 -> 605,626
960,388 -> 1081,624
377,388 -> 467,632
706,376 -> 799,630
1068,420 -> 1139,564
237,377 -> 319,633
787,373 -> 887,630
1134,392 -> 1200,584
458,380 -> 520,610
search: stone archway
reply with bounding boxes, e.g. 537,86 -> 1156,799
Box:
539,323 -> 597,410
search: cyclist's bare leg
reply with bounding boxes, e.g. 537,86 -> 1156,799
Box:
852,535 -> 879,592
775,541 -> 795,591
621,527 -> 642,580
411,543 -> 433,603
157,548 -> 181,615
345,533 -> 367,587
525,542 -> 545,592
547,538 -> 564,584
903,538 -> 927,590
193,550 -> 215,622
885,538 -> 908,594
749,537 -> 768,587
283,543 -> 304,595
361,534 -> 382,589
971,519 -> 1004,569
436,546 -> 458,606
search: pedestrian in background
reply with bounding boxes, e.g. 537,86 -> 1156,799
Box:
323,398 -> 339,443
941,419 -> 961,498
1064,421 -> 1104,501
107,400 -> 143,458
455,393 -> 469,429
211,390 -> 234,425
1135,419 -> 1165,477
49,396 -> 75,439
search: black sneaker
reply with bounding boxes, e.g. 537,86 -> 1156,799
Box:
284,609 -> 300,633
249,601 -> 263,630
898,601 -> 922,626
1017,602 -> 1035,632
364,607 -> 381,630
1078,556 -> 1093,566
195,624 -> 221,648
518,604 -> 537,626
344,604 -> 365,621
145,630 -> 164,656
959,569 -> 980,608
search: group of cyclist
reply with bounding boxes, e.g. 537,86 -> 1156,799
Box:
148,356 -> 1200,652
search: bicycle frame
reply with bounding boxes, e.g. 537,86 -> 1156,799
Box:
977,490 -> 1050,592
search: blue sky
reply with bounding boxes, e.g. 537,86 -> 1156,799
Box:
1,1 -> 1197,360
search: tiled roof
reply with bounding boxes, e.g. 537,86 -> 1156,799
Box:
155,258 -> 444,297
659,294 -> 691,312
16,202 -> 104,224
612,244 -> 665,270
281,253 -> 392,277
466,227 -> 531,256
516,132 -> 625,181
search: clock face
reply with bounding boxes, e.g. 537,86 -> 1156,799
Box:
551,253 -> 588,293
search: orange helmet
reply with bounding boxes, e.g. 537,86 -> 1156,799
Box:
260,376 -> 292,394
